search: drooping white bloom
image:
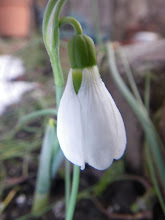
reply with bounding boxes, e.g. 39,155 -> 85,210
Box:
57,65 -> 126,170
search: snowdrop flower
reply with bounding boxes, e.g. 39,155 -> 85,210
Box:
57,34 -> 126,170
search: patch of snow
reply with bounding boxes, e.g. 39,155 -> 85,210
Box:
0,55 -> 25,81
0,55 -> 36,115
0,81 -> 36,115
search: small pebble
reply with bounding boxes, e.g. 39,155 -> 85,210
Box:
16,194 -> 26,206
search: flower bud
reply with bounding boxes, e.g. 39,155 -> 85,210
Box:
67,34 -> 97,69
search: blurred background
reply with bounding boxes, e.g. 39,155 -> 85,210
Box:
0,0 -> 165,219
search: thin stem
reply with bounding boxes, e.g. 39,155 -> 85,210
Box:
146,144 -> 165,214
144,71 -> 151,113
144,72 -> 165,214
65,160 -> 71,213
66,165 -> 80,220
59,16 -> 83,34
56,84 -> 65,109
118,46 -> 143,106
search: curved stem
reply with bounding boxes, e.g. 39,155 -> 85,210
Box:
107,43 -> 165,185
106,43 -> 165,213
59,16 -> 83,34
42,0 -> 57,45
43,0 -> 67,106
118,46 -> 143,106
51,0 -> 67,106
66,165 -> 80,220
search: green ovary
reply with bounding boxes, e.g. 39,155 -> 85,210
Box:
72,69 -> 82,94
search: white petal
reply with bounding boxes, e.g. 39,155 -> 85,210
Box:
57,66 -> 126,171
108,95 -> 127,160
57,69 -> 85,169
78,66 -> 126,170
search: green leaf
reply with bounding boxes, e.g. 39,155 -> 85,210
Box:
32,118 -> 63,216
20,109 -> 57,125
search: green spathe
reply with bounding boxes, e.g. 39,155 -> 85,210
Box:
68,34 -> 97,69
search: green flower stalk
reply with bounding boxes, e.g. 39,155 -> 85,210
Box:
43,0 -> 67,106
